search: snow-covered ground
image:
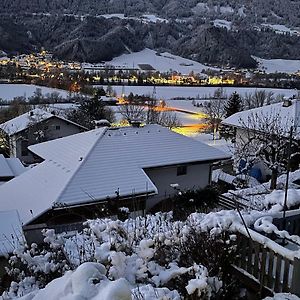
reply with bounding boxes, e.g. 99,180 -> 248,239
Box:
261,23 -> 299,35
192,133 -> 233,156
3,210 -> 266,300
264,294 -> 300,300
106,48 -> 219,74
213,19 -> 232,30
225,169 -> 300,211
192,3 -> 234,15
100,85 -> 297,100
0,84 -> 70,101
6,207 -> 300,300
254,56 -> 300,74
99,14 -> 168,24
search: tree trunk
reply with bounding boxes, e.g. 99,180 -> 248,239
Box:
270,168 -> 278,190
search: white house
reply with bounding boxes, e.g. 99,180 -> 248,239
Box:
0,124 -> 230,235
222,99 -> 300,134
222,98 -> 300,181
0,108 -> 87,164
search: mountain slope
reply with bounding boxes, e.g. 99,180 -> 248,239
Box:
2,1 -> 300,68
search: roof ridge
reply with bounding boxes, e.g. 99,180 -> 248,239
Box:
53,114 -> 88,130
54,127 -> 108,206
0,108 -> 54,136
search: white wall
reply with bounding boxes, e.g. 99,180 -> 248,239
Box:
145,163 -> 211,210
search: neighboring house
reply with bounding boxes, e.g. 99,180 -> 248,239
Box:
222,98 -> 300,180
0,154 -> 26,185
0,108 -> 87,164
0,124 -> 229,238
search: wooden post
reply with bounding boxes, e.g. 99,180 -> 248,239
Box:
291,257 -> 300,296
274,255 -> 282,293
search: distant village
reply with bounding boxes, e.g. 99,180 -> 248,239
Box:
1,50 -> 300,94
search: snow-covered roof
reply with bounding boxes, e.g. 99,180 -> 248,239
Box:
0,108 -> 85,136
0,125 -> 229,225
222,99 -> 300,136
0,210 -> 24,256
0,154 -> 26,178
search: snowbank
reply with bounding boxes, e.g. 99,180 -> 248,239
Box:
0,84 -> 69,101
264,293 -> 300,300
15,262 -> 132,300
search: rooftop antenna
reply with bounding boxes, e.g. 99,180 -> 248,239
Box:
282,126 -> 294,245
152,85 -> 157,99
121,85 -> 125,98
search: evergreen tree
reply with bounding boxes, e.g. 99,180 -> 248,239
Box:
225,92 -> 242,117
67,96 -> 115,129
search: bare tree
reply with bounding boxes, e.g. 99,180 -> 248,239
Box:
203,88 -> 226,139
146,97 -> 159,124
118,98 -> 146,123
252,90 -> 267,107
119,94 -> 181,129
27,112 -> 53,143
242,90 -> 282,110
0,128 -> 10,156
156,111 -> 181,129
242,92 -> 253,110
234,110 -> 298,189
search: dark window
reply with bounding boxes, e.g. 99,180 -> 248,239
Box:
21,140 -> 29,156
177,165 -> 187,176
55,125 -> 60,130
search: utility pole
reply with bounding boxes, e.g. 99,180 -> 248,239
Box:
282,126 -> 293,244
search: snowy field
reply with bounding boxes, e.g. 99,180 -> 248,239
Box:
100,85 -> 297,100
0,84 -> 70,101
106,48 -> 219,74
254,57 -> 300,74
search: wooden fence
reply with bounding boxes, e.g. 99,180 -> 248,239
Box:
234,231 -> 300,296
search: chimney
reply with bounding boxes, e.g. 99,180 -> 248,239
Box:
294,99 -> 300,128
130,120 -> 142,128
282,98 -> 292,107
94,119 -> 111,128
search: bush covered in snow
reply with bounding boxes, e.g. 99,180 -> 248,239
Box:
0,211 -> 255,299
165,186 -> 219,220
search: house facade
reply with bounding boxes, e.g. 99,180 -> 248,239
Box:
144,163 -> 212,209
0,109 -> 87,164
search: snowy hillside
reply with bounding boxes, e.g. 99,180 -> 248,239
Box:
254,57 -> 300,74
100,13 -> 168,24
106,48 -> 219,74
